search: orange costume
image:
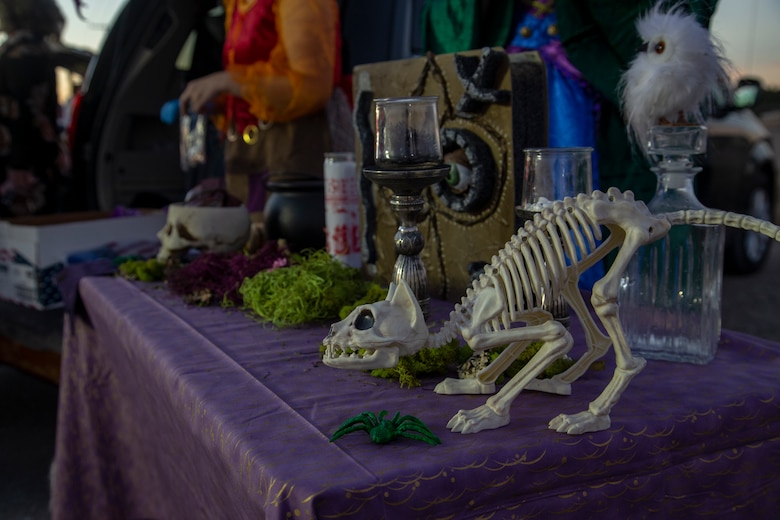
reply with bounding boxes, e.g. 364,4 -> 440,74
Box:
222,0 -> 341,193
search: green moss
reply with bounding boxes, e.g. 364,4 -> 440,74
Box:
368,340 -> 576,389
369,339 -> 473,388
239,249 -> 376,327
116,258 -> 166,282
338,283 -> 387,320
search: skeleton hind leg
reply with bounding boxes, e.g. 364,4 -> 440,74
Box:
474,340 -> 534,386
547,230 -> 648,434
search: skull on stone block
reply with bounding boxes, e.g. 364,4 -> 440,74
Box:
156,203 -> 251,261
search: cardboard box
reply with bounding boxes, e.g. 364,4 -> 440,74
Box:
0,211 -> 166,309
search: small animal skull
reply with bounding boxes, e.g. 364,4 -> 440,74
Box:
322,280 -> 429,369
156,203 -> 251,261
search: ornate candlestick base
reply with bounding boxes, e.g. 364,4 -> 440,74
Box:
364,166 -> 449,320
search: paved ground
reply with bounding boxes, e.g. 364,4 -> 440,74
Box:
0,366 -> 57,520
722,241 -> 780,342
1,243 -> 779,519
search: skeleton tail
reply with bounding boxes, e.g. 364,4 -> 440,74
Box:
663,209 -> 780,240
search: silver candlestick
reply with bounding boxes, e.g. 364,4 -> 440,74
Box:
367,96 -> 445,320
363,166 -> 448,319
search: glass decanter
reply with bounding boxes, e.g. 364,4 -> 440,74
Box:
618,125 -> 724,364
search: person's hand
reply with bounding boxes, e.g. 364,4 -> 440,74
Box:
179,71 -> 241,115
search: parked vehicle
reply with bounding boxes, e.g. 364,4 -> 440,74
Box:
66,0 -> 224,211
700,82 -> 778,274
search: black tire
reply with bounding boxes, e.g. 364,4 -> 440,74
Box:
724,170 -> 774,274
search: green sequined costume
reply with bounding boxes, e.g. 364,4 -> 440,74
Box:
420,0 -> 515,55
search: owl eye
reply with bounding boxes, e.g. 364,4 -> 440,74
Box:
354,309 -> 375,330
654,40 -> 666,54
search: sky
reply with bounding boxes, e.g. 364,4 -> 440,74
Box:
57,0 -> 780,89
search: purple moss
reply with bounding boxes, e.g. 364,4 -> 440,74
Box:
166,241 -> 289,305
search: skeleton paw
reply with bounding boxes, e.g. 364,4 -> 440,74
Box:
434,378 -> 495,395
447,405 -> 510,434
548,411 -> 610,435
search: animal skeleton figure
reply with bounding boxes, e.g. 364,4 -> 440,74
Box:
322,188 -> 780,435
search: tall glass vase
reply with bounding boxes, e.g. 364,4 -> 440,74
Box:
619,125 -> 724,364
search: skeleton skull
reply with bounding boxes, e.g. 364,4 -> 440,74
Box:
322,280 -> 429,369
156,203 -> 251,261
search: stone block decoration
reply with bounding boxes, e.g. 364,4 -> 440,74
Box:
353,48 -> 547,301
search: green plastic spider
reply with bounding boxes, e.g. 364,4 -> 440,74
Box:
329,410 -> 442,445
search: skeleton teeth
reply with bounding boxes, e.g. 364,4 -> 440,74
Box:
323,345 -> 378,360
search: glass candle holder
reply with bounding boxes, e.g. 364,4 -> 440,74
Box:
517,147 -> 593,328
520,147 -> 593,212
374,96 -> 442,170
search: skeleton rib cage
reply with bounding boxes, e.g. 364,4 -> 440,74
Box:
429,196 -> 606,348
429,189 -> 780,349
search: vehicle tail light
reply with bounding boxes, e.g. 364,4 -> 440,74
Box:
67,90 -> 84,153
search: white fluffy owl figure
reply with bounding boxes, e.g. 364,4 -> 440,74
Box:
620,1 -> 730,144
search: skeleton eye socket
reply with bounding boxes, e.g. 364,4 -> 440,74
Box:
176,222 -> 197,241
354,309 -> 375,330
654,40 -> 665,54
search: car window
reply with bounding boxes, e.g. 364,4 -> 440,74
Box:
175,32 -> 198,71
735,84 -> 760,108
174,4 -> 226,75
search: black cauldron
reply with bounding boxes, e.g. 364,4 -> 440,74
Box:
264,179 -> 325,252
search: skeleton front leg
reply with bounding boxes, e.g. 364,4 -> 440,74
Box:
436,288 -> 556,396
446,319 -> 572,434
435,339 -> 534,396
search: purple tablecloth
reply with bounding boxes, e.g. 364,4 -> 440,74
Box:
52,276 -> 780,519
